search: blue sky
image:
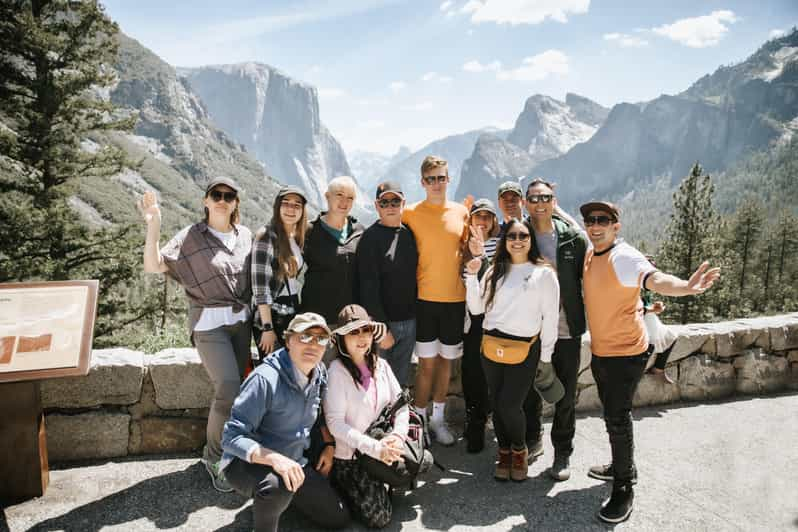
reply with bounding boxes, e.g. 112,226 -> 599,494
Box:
103,0 -> 797,155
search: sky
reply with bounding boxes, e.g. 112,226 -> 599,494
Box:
102,0 -> 798,155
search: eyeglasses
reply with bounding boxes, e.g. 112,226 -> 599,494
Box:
281,200 -> 303,210
377,198 -> 402,209
346,325 -> 373,336
583,215 -> 614,227
422,175 -> 448,185
208,189 -> 237,203
297,333 -> 331,346
506,232 -> 531,242
526,194 -> 553,204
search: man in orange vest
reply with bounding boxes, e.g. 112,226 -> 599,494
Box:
580,200 -> 720,524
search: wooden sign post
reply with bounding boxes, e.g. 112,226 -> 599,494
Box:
0,280 -> 98,501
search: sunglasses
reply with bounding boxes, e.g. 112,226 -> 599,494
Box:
346,325 -> 373,336
422,175 -> 448,185
208,189 -> 237,203
506,231 -> 531,242
297,333 -> 331,346
584,215 -> 615,227
377,198 -> 402,209
526,194 -> 553,203
281,200 -> 304,210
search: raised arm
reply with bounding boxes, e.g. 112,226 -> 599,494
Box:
645,261 -> 721,297
137,191 -> 168,274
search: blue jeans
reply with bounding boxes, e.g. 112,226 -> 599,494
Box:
380,319 -> 416,387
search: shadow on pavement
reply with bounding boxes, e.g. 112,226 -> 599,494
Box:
27,462 -> 248,531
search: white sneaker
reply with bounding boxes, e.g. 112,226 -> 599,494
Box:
429,418 -> 456,446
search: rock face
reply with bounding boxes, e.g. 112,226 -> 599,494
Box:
456,133 -> 536,201
182,63 -> 353,207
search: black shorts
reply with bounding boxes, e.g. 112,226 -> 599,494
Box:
415,300 -> 465,358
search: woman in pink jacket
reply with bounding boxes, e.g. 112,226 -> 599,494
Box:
324,304 -> 408,528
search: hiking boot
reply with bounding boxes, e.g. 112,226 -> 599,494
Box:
494,448 -> 511,481
588,463 -> 638,484
598,483 -> 634,523
464,418 -> 486,454
203,458 -> 234,493
429,418 -> 456,446
510,446 -> 529,482
526,438 -> 544,464
548,454 -> 571,481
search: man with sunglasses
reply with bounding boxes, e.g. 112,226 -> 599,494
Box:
401,155 -> 470,445
221,312 -> 350,532
579,200 -> 720,524
356,181 -> 418,387
522,178 -> 588,482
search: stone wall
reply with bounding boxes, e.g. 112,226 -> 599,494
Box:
41,314 -> 798,462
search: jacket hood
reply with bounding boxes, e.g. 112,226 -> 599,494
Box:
553,216 -> 581,243
263,347 -> 301,391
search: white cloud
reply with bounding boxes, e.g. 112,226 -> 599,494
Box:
462,59 -> 502,72
769,28 -> 787,39
358,120 -> 386,129
603,32 -> 649,48
440,0 -> 454,12
461,0 -> 589,25
421,71 -> 453,83
317,87 -> 346,101
401,101 -> 435,111
389,81 -> 407,92
652,10 -> 738,48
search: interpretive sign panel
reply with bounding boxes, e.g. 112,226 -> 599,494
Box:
0,280 -> 98,383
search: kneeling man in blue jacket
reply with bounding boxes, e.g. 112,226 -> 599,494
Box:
221,312 -> 350,532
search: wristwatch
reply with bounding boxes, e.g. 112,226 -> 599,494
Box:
261,322 -> 273,332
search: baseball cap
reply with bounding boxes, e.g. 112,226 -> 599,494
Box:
533,362 -> 565,404
286,312 -> 331,335
276,185 -> 307,204
470,198 -> 497,217
579,200 -> 620,221
375,180 -> 404,200
497,181 -> 523,197
205,176 -> 241,194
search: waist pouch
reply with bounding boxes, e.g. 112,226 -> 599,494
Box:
481,332 -> 538,364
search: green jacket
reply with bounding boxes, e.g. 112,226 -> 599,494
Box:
550,217 -> 587,338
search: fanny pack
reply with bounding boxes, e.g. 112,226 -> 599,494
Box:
481,332 -> 538,364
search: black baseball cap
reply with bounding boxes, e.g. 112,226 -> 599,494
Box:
579,201 -> 620,221
375,180 -> 404,200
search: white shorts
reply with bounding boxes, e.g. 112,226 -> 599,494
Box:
415,340 -> 463,360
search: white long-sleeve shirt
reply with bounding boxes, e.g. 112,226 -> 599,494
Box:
465,262 -> 560,362
324,357 -> 409,460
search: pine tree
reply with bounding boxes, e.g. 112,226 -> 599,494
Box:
725,197 -> 765,313
658,162 -> 719,324
0,1 -> 156,341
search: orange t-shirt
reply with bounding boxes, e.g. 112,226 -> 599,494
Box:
583,241 -> 656,357
402,200 -> 469,303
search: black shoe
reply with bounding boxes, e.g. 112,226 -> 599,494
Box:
548,454 -> 571,481
598,484 -> 634,523
464,420 -> 486,453
526,439 -> 544,464
588,463 -> 638,484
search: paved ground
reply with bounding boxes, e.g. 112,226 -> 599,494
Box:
3,392 -> 797,532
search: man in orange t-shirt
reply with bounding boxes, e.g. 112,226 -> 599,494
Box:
580,200 -> 720,524
401,155 -> 469,446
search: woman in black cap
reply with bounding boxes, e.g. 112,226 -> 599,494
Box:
251,186 -> 309,358
324,304 -> 406,529
138,176 -> 252,493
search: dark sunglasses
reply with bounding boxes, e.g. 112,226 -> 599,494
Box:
506,231 -> 531,242
346,325 -> 374,336
584,215 -> 614,227
208,189 -> 237,203
526,194 -> 553,203
422,175 -> 448,185
377,198 -> 402,209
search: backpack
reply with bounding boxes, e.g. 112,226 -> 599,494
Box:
356,389 -> 443,489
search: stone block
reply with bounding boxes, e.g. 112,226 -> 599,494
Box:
633,368 -> 680,407
789,362 -> 798,391
148,348 -> 213,410
668,324 -> 715,364
578,334 -> 592,374
678,355 -> 736,401
788,351 -> 798,364
575,385 -> 602,413
733,349 -> 789,394
767,313 -> 798,352
577,367 -> 594,387
46,412 -> 130,462
129,417 -> 206,455
714,322 -> 759,358
40,349 -> 144,408
127,373 -> 161,420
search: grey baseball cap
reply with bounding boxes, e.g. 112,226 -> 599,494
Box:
497,181 -> 523,197
205,176 -> 242,194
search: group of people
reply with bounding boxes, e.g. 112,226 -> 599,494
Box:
138,155 -> 719,530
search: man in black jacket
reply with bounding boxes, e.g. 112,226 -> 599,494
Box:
523,178 -> 588,482
356,181 -> 418,386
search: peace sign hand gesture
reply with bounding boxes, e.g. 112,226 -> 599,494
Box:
685,261 -> 721,295
468,225 -> 485,257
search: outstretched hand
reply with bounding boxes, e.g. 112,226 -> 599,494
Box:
137,191 -> 161,226
686,261 -> 721,295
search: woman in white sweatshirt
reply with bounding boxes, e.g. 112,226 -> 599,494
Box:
324,304 -> 408,528
465,218 -> 559,483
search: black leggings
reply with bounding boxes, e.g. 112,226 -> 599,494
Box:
481,338 -> 541,449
